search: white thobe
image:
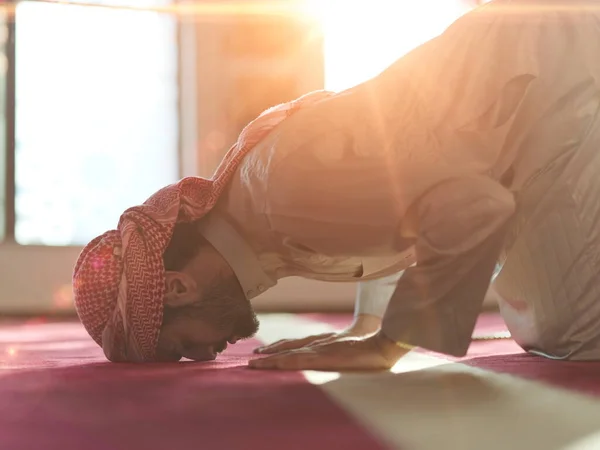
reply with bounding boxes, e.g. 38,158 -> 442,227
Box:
200,0 -> 600,358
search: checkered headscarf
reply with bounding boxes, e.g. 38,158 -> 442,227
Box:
72,91 -> 333,362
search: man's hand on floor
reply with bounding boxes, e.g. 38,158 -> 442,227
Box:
248,332 -> 410,371
253,314 -> 381,355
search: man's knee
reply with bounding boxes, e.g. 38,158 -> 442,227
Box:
532,321 -> 600,361
516,312 -> 600,361
496,287 -> 600,361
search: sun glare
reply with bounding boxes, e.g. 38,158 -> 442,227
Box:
304,0 -> 473,92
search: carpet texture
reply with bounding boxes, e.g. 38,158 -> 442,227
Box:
0,319 -> 388,450
1,313 -> 599,450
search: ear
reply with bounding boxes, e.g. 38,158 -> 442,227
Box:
164,271 -> 199,307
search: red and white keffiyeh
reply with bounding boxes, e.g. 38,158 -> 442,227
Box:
73,91 -> 333,362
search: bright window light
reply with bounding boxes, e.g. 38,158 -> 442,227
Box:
14,1 -> 179,246
306,0 -> 473,92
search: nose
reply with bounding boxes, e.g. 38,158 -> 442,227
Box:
228,337 -> 239,344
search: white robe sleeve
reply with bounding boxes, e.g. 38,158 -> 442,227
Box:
354,272 -> 403,318
381,175 -> 515,356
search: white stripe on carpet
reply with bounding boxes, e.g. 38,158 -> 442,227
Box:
256,314 -> 600,450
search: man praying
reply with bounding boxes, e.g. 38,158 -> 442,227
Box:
73,0 -> 600,370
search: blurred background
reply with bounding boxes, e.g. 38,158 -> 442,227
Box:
0,0 -> 489,316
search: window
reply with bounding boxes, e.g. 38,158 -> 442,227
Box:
13,0 -> 179,246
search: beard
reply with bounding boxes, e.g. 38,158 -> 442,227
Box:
192,276 -> 260,340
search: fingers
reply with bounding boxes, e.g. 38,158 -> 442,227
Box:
249,351 -> 321,370
306,335 -> 339,348
253,332 -> 336,354
249,338 -> 398,371
248,349 -> 388,371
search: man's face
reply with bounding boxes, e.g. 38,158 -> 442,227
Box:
156,282 -> 259,362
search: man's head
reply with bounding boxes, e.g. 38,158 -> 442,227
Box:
155,220 -> 259,361
72,90 -> 332,362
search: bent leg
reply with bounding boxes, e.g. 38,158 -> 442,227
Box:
494,149 -> 600,360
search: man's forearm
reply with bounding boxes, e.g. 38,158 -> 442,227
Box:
354,272 -> 403,318
380,226 -> 506,356
380,176 -> 515,356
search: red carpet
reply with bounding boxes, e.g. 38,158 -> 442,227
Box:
460,316 -> 600,398
0,319 -> 389,450
306,313 -> 600,398
2,313 -> 599,450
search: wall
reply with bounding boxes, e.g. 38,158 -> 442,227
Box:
191,14 -> 325,177
0,244 -> 82,314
